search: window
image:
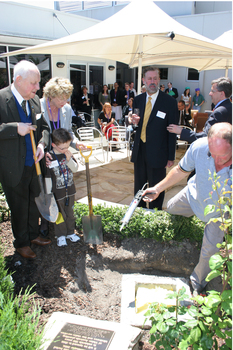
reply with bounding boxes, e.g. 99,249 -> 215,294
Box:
0,46 -> 8,89
83,1 -> 112,9
159,68 -> 168,80
8,47 -> 51,97
187,68 -> 199,81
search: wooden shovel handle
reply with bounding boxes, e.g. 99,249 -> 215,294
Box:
29,130 -> 41,176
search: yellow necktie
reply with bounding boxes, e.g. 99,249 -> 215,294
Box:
140,96 -> 152,142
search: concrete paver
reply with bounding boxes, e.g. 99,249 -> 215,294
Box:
73,145 -> 188,209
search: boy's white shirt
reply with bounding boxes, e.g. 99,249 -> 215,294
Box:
66,157 -> 79,173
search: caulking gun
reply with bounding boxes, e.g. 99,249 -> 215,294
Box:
120,182 -> 149,231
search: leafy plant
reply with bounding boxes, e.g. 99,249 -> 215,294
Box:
144,171 -> 232,349
0,183 -> 10,222
0,244 -> 45,350
73,202 -> 205,243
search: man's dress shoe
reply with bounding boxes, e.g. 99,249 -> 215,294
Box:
31,236 -> 51,246
16,246 -> 36,259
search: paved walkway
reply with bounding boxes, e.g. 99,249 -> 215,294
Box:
72,144 -> 189,209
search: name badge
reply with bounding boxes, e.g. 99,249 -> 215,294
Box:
49,160 -> 59,169
156,111 -> 166,119
36,113 -> 41,120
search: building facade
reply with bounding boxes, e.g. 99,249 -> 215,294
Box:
0,1 -> 232,113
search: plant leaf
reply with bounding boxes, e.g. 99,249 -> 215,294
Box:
204,204 -> 215,216
189,326 -> 202,343
209,254 -> 226,270
185,319 -> 198,328
205,294 -> 221,308
156,321 -> 169,334
205,270 -> 221,281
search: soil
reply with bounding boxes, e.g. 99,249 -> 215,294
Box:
0,219 -> 223,350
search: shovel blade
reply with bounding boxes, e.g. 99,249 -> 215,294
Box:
82,215 -> 103,244
35,192 -> 59,223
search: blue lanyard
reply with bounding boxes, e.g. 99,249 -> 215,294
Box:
47,99 -> 60,130
106,112 -> 111,122
52,151 -> 69,205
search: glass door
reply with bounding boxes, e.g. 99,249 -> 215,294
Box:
89,65 -> 103,110
69,62 -> 104,113
70,63 -> 86,114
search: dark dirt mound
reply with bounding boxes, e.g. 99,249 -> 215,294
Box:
0,220 -> 222,349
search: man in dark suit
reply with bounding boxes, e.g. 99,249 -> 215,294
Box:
177,100 -> 192,127
167,77 -> 232,143
165,82 -> 178,99
130,66 -> 178,210
0,60 -> 51,259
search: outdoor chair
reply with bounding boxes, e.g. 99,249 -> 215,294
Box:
106,126 -> 131,162
77,127 -> 105,163
192,112 -> 208,133
77,111 -> 95,127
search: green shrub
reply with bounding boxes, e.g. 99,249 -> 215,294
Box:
0,183 -> 10,222
0,245 -> 44,350
144,172 -> 232,349
73,202 -> 205,243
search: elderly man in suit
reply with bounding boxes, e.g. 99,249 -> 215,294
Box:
130,66 -> 178,210
167,77 -> 232,143
0,60 -> 51,259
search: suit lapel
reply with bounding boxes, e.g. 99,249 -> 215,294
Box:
28,99 -> 40,144
6,88 -> 21,123
29,100 -> 37,125
140,93 -> 146,121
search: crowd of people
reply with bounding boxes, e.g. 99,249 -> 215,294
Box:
0,59 -> 232,297
71,79 -> 210,136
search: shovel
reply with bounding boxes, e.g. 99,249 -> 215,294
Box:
79,146 -> 103,244
30,129 -> 59,223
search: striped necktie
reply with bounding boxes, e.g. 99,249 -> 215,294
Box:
21,100 -> 28,116
140,96 -> 152,143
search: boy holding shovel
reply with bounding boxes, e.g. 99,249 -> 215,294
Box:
46,128 -> 80,247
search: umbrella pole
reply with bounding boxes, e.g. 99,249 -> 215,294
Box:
137,34 -> 143,94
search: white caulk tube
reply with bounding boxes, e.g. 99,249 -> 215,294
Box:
120,182 -> 148,231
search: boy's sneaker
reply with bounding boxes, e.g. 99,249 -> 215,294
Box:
66,233 -> 80,242
57,236 -> 67,247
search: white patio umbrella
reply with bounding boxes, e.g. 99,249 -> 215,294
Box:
213,30 -> 232,76
1,1 -> 231,93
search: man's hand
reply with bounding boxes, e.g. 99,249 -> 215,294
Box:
35,143 -> 44,163
166,160 -> 174,168
167,124 -> 182,135
142,186 -> 161,203
17,123 -> 36,136
131,113 -> 140,125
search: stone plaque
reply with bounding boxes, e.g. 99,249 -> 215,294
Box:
47,322 -> 115,350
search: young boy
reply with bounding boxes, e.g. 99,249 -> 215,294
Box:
46,128 -> 80,247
